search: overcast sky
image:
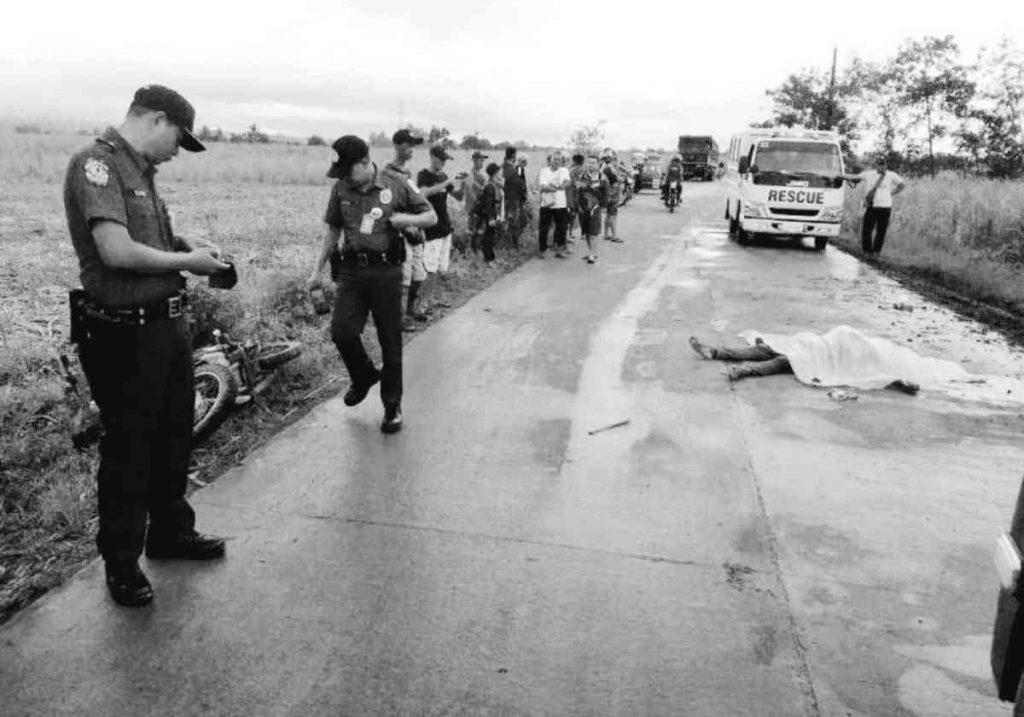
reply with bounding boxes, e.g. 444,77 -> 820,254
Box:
2,0 -> 1021,150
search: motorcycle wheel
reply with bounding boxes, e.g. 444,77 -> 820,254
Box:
193,362 -> 238,442
256,341 -> 303,371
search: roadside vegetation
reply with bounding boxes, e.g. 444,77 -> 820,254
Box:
0,129 -> 541,624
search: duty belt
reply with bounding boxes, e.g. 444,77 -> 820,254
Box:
82,291 -> 188,325
340,250 -> 396,267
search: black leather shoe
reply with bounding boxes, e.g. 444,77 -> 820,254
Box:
380,404 -> 403,434
145,530 -> 226,560
105,561 -> 153,607
344,370 -> 381,407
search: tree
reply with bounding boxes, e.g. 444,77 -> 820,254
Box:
459,133 -> 493,150
307,135 -> 327,147
890,35 -> 975,177
568,124 -> 604,154
761,61 -> 866,153
962,36 -> 1024,177
368,131 -> 391,147
427,126 -> 455,148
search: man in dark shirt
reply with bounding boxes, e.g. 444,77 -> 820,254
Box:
501,147 -> 527,247
416,144 -> 465,313
307,135 -> 436,434
63,85 -> 230,608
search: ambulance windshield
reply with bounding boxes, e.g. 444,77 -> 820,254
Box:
752,141 -> 842,175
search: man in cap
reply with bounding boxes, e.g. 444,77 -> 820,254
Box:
307,135 -> 436,434
381,129 -> 431,328
463,150 -> 489,252
63,84 -> 230,608
501,146 -> 528,247
416,144 -> 465,312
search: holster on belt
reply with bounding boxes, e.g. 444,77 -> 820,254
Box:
68,289 -> 90,344
387,230 -> 407,264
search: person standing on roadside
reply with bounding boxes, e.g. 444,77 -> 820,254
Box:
416,144 -> 465,312
566,153 -> 585,245
307,135 -> 436,435
63,85 -> 230,608
382,129 -> 431,327
601,149 -> 623,243
847,157 -> 905,255
463,150 -> 489,253
474,162 -> 504,264
501,146 -> 527,247
573,153 -> 608,265
537,150 -> 571,259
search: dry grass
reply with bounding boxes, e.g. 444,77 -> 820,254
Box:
0,125 -> 541,623
837,174 -> 1024,310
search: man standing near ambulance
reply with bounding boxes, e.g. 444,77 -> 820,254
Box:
848,157 -> 905,255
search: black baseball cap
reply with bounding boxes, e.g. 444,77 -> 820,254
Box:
326,135 -> 370,178
132,85 -> 204,152
429,144 -> 454,161
392,129 -> 424,146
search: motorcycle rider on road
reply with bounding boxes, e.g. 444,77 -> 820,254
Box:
661,154 -> 684,203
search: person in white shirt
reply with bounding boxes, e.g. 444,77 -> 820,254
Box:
847,157 -> 905,255
536,150 -> 571,259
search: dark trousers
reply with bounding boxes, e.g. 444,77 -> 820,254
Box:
78,316 -> 195,563
331,263 -> 403,406
538,207 -> 568,252
481,225 -> 497,262
862,207 -> 892,254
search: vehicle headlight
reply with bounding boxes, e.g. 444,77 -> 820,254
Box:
742,201 -> 768,218
820,206 -> 844,222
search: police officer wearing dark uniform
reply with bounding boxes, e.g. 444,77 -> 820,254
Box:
306,135 -> 436,433
63,85 -> 230,608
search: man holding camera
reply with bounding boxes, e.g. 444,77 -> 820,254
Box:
416,144 -> 465,312
307,135 -> 436,434
63,85 -> 230,608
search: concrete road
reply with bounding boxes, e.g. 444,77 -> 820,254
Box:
3,184 -> 1023,716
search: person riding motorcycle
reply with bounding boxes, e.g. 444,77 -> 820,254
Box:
661,154 -> 684,202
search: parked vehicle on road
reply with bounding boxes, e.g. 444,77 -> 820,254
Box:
193,330 -> 302,441
723,128 -> 847,252
678,135 -> 719,181
634,155 -> 662,191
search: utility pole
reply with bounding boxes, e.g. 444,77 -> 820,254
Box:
825,46 -> 838,130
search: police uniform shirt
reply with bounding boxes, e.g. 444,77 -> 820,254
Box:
323,170 -> 431,253
63,127 -> 183,308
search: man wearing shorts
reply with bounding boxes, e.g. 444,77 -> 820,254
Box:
416,144 -> 465,313
601,149 -> 623,243
382,129 -> 429,329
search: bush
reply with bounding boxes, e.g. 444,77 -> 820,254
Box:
308,135 -> 327,147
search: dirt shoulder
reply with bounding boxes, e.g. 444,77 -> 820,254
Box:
831,234 -> 1024,349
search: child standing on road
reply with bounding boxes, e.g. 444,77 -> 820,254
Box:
474,163 -> 504,265
572,154 -> 608,265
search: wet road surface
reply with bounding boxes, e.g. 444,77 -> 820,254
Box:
2,184 -> 1023,715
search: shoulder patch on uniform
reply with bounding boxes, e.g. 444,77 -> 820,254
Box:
83,157 -> 109,186
380,188 -> 393,205
406,179 -> 421,194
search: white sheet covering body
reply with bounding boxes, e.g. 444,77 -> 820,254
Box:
738,325 -> 970,390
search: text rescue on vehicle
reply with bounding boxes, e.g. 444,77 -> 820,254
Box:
765,189 -> 827,204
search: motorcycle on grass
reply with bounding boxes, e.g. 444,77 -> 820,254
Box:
192,330 -> 302,441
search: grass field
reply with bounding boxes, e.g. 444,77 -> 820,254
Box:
0,126 -> 549,623
836,175 -> 1024,311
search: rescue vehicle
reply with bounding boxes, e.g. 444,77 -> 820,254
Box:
723,128 -> 846,251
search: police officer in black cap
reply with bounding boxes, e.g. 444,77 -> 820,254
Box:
306,135 -> 436,433
63,85 -> 230,608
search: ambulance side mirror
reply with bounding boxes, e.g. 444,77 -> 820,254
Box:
738,157 -> 750,174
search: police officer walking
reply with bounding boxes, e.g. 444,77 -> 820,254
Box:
306,135 -> 436,434
63,85 -> 230,608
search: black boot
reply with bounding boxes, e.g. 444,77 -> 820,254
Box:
105,560 -> 153,607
